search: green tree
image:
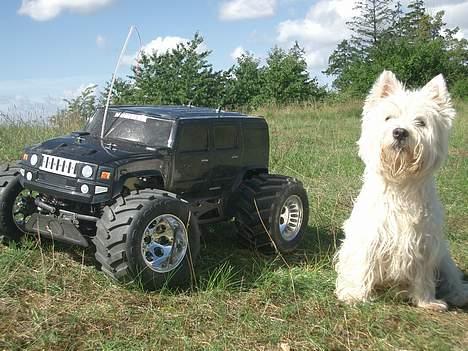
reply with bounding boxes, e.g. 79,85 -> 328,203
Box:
225,53 -> 265,109
100,78 -> 134,105
64,85 -> 97,119
130,33 -> 225,107
262,43 -> 324,104
324,39 -> 358,89
347,0 -> 395,52
326,0 -> 468,97
50,85 -> 97,129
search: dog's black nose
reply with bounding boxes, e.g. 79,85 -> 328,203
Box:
393,128 -> 409,141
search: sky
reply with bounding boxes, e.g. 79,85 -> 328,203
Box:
1,0 -> 467,116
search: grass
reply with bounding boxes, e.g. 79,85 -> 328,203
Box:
0,101 -> 467,350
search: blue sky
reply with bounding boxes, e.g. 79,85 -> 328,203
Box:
1,0 -> 466,115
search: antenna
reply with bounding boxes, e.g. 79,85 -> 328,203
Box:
100,26 -> 136,139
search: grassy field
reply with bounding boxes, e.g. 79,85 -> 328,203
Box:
0,101 -> 467,350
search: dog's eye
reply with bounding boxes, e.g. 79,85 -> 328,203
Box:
415,120 -> 426,127
385,116 -> 392,121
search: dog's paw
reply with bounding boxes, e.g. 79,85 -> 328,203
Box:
336,289 -> 368,305
417,299 -> 448,312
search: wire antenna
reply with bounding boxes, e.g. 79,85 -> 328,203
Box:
100,25 -> 138,139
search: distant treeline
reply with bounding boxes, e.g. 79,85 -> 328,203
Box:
63,0 -> 467,121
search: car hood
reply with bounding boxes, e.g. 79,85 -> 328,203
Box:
27,134 -> 166,165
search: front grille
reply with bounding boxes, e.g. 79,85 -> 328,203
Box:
37,172 -> 75,189
40,154 -> 78,178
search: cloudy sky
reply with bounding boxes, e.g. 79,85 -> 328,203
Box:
1,0 -> 466,114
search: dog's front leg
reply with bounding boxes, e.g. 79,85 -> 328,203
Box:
335,241 -> 375,304
410,269 -> 448,311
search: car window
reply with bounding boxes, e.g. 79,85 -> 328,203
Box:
243,126 -> 267,149
178,124 -> 209,152
214,125 -> 238,150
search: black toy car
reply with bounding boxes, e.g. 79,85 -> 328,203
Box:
0,105 -> 309,289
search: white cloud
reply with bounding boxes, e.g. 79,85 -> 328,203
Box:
220,0 -> 277,21
0,95 -> 63,121
276,0 -> 357,75
18,0 -> 114,21
0,82 -> 97,119
230,46 -> 247,60
63,83 -> 97,100
427,1 -> 468,38
123,36 -> 208,65
96,35 -> 106,48
424,0 -> 466,6
277,0 -> 357,45
0,76 -> 107,117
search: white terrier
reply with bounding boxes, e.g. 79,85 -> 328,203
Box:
335,70 -> 468,311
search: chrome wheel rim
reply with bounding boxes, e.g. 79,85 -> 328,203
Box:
141,214 -> 188,273
279,195 -> 303,241
12,189 -> 36,232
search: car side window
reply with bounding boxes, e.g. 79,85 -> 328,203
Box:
178,124 -> 209,152
214,124 -> 238,150
243,127 -> 267,149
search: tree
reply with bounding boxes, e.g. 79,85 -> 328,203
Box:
50,84 -> 97,129
100,78 -> 134,105
262,43 -> 323,104
324,40 -> 358,89
64,85 -> 97,119
225,53 -> 265,109
387,1 -> 404,37
94,33 -> 327,109
130,33 -> 225,107
326,0 -> 395,92
347,0 -> 395,52
326,0 -> 468,97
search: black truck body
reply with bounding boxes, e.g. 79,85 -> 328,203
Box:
1,105 -> 308,290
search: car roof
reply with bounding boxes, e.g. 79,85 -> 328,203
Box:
108,105 -> 259,120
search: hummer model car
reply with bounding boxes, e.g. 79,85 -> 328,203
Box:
0,106 -> 309,289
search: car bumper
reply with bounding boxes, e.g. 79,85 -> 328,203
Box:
19,167 -> 112,205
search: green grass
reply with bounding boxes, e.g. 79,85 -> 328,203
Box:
0,101 -> 467,350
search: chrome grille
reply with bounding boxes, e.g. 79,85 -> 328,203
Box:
39,154 -> 78,178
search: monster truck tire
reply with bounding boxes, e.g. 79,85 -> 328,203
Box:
234,174 -> 309,253
0,163 -> 24,244
94,189 -> 200,290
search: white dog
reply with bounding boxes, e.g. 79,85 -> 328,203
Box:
334,70 -> 468,311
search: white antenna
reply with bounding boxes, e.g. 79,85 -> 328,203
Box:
100,25 -> 135,139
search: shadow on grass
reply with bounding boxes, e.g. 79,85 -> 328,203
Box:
20,234 -> 97,268
11,222 -> 342,295
194,221 -> 342,292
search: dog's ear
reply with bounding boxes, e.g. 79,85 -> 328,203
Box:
422,75 -> 455,120
364,70 -> 403,110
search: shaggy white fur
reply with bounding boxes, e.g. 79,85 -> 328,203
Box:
334,70 -> 468,311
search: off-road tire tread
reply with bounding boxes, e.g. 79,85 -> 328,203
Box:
0,163 -> 23,244
235,173 -> 307,251
93,189 -> 196,285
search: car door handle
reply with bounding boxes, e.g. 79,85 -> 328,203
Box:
201,159 -> 209,163
231,155 -> 239,159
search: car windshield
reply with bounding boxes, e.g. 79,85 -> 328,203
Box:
85,108 -> 174,147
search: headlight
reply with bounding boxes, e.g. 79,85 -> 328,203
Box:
80,184 -> 90,194
30,154 -> 38,166
81,165 -> 93,178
